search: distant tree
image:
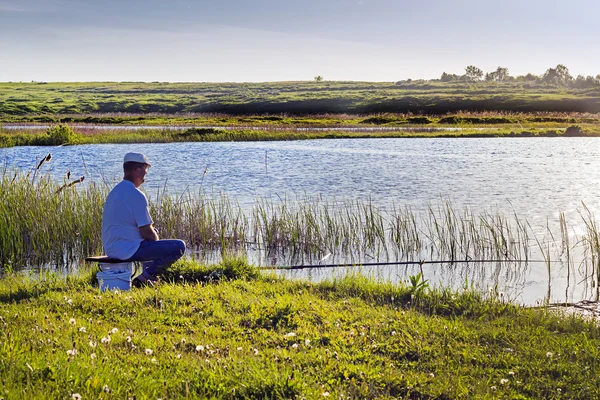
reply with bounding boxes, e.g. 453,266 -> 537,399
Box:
486,67 -> 509,82
464,65 -> 484,81
543,64 -> 572,85
314,76 -> 323,82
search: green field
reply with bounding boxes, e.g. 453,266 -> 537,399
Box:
1,257 -> 599,399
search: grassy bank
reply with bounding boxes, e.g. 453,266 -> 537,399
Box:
1,119 -> 599,148
1,257 -> 599,399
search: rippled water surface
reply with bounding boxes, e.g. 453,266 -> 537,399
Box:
3,138 -> 600,304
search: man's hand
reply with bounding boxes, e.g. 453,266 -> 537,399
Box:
139,224 -> 159,241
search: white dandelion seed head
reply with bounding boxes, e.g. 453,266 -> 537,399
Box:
111,328 -> 118,334
237,347 -> 243,351
305,339 -> 311,346
291,343 -> 299,349
253,348 -> 259,355
71,393 -> 82,400
322,392 -> 330,397
196,345 -> 204,352
508,371 -> 515,376
66,349 -> 77,356
500,379 -> 508,385
103,384 -> 111,393
151,357 -> 158,364
180,338 -> 186,344
546,352 -> 554,358
126,336 -> 132,343
176,354 -> 182,359
391,330 -> 396,336
429,372 -> 435,378
145,348 -> 153,355
101,336 -> 111,344
89,340 -> 97,348
78,327 -> 86,333
69,318 -> 76,325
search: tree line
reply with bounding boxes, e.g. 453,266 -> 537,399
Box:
436,64 -> 600,88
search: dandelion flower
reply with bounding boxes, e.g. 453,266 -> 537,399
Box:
291,343 -> 299,349
429,373 -> 435,378
237,347 -> 243,351
391,331 -> 396,336
89,340 -> 97,348
126,336 -> 132,343
546,352 -> 553,358
305,339 -> 311,346
71,394 -> 82,400
78,327 -> 86,333
69,318 -> 76,325
253,348 -> 259,355
196,345 -> 204,352
111,328 -> 119,334
66,349 -> 77,356
176,354 -> 182,359
508,371 -> 515,376
145,348 -> 153,355
500,379 -> 508,385
103,384 -> 111,393
101,336 -> 111,344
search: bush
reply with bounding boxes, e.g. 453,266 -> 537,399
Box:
564,125 -> 584,137
45,124 -> 77,145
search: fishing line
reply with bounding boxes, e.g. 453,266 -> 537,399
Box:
260,258 -> 550,270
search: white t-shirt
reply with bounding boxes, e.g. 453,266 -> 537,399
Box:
101,180 -> 153,260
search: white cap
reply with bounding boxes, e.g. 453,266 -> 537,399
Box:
123,152 -> 151,167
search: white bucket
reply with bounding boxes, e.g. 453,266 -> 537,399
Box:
97,269 -> 132,292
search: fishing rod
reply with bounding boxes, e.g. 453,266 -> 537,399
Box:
259,258 -> 549,270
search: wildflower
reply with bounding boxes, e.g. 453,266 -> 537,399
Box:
126,336 -> 132,343
111,328 -> 118,334
508,371 -> 515,376
151,358 -> 158,364
90,353 -> 97,359
253,348 -> 259,355
180,338 -> 186,344
546,352 -> 553,358
237,347 -> 243,351
322,392 -> 330,397
291,343 -> 299,349
103,384 -> 111,393
145,348 -> 153,355
69,318 -> 76,325
429,373 -> 435,378
101,336 -> 111,344
176,354 -> 182,359
66,299 -> 73,305
78,327 -> 86,333
490,386 -> 496,391
89,340 -> 97,348
500,379 -> 508,385
72,394 -> 82,400
391,330 -> 396,336
66,349 -> 77,356
284,332 -> 296,338
304,339 -> 311,346
196,345 -> 204,352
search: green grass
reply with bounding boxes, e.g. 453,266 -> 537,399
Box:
1,257 -> 599,399
1,80 -> 599,116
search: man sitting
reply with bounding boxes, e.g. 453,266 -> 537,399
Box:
101,152 -> 186,286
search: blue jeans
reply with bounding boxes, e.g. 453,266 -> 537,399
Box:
126,239 -> 186,277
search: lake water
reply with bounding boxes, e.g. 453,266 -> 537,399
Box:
3,138 -> 600,304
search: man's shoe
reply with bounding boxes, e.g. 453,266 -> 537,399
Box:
132,273 -> 158,288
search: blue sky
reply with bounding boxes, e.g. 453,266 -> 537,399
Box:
1,0 -> 598,82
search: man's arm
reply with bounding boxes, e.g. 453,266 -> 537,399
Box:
139,224 -> 159,241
